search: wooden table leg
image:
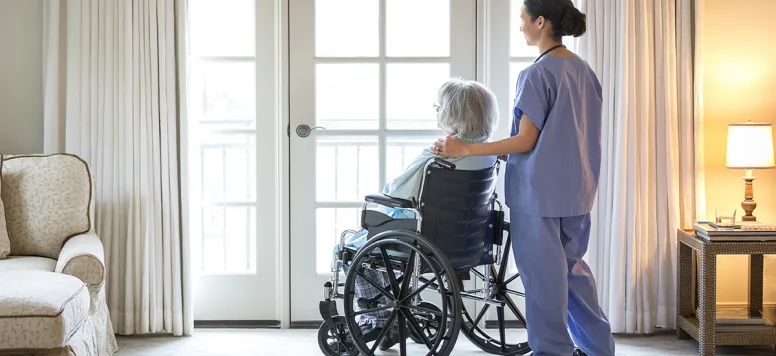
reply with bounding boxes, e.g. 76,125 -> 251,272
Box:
677,241 -> 693,339
749,254 -> 764,316
697,247 -> 716,355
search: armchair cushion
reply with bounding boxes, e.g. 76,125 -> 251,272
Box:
0,271 -> 90,349
0,155 -> 9,259
55,232 -> 105,290
1,154 -> 92,259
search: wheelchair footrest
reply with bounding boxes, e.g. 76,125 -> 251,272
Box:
319,300 -> 340,329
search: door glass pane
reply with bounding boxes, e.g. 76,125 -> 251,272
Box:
509,61 -> 532,107
316,63 -> 380,130
316,136 -> 380,202
386,136 -> 440,182
190,0 -> 255,57
386,0 -> 450,57
201,206 -> 256,274
316,0 -> 379,57
386,63 -> 450,130
316,207 -> 362,274
197,133 -> 256,203
190,61 -> 256,129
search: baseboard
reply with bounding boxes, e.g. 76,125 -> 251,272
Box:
194,320 -> 281,329
292,319 -> 524,330
290,321 -> 324,329
485,320 -> 525,329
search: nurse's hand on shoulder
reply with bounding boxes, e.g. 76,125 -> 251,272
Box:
432,135 -> 469,158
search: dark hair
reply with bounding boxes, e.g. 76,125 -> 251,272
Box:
523,0 -> 587,38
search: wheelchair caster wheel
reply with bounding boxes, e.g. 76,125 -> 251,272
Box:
318,316 -> 359,356
408,301 -> 443,344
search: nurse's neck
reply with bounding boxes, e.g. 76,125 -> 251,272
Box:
536,37 -> 566,57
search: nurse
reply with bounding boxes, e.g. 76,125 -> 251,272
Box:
432,1 -> 615,355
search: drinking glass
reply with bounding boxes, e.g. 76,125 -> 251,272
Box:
715,208 -> 737,229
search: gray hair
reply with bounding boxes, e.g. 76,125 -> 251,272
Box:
436,78 -> 498,141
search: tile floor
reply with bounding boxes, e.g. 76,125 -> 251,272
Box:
115,328 -> 776,355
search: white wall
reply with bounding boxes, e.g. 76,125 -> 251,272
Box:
0,0 -> 44,154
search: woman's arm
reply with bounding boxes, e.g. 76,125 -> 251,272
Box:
435,113 -> 541,157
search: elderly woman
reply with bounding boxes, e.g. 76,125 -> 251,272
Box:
332,78 -> 499,350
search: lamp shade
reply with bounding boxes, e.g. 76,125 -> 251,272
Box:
726,122 -> 775,169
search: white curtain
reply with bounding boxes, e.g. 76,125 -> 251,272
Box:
43,0 -> 193,336
577,0 -> 706,333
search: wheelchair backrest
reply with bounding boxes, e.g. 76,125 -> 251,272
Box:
417,159 -> 499,270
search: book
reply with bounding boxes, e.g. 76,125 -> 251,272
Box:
693,222 -> 776,241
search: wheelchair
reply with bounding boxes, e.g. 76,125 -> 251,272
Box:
317,158 -> 531,356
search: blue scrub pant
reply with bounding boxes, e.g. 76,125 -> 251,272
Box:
510,211 -> 615,356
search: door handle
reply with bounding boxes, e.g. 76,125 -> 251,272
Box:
296,124 -> 326,138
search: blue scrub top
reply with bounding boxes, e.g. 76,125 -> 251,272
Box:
505,54 -> 603,218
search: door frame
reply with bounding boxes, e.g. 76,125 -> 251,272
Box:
274,0 -> 513,328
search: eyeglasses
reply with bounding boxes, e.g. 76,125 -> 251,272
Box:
433,103 -> 441,112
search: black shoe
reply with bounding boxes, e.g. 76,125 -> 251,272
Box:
378,324 -> 409,351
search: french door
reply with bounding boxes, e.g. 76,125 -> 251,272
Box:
288,0 -> 478,323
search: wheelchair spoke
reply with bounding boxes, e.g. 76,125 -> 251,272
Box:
497,298 -> 507,352
398,309 -> 408,355
503,273 -> 520,286
354,269 -> 394,301
470,268 -> 486,281
400,308 -> 434,349
501,292 -> 527,326
369,310 -> 398,355
399,275 -> 437,304
506,288 -> 525,297
471,303 -> 490,330
399,250 -> 417,298
497,241 -> 512,281
379,246 -> 402,297
353,305 -> 393,316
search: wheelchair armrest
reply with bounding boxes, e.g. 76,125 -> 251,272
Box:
365,194 -> 414,209
429,158 -> 456,170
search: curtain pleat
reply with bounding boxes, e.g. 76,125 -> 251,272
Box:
42,0 -> 192,336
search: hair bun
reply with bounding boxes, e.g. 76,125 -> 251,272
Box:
560,7 -> 586,37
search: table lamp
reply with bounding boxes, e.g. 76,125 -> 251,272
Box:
726,121 -> 775,221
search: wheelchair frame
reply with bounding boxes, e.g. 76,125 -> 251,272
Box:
317,158 -> 530,356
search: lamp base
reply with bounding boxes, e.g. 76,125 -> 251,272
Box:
741,171 -> 757,222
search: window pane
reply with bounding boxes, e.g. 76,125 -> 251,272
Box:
197,133 -> 256,203
316,207 -> 362,274
317,136 -> 379,202
510,0 -> 535,58
201,206 -> 256,274
386,0 -> 450,57
316,0 -> 379,57
386,63 -> 450,130
386,136 -> 440,182
190,61 -> 256,129
316,63 -> 380,130
190,0 -> 254,57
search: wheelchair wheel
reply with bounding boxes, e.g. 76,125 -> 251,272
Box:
318,316 -> 360,356
459,237 -> 531,356
342,230 -> 463,356
408,301 -> 442,345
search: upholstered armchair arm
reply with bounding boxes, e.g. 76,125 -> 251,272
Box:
55,232 -> 106,290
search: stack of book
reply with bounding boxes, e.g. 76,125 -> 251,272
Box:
693,222 -> 776,241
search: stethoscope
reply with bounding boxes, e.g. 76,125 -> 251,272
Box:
535,44 -> 565,63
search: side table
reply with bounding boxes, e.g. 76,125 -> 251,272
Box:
676,228 -> 776,355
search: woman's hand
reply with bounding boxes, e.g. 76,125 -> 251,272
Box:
432,135 -> 469,158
